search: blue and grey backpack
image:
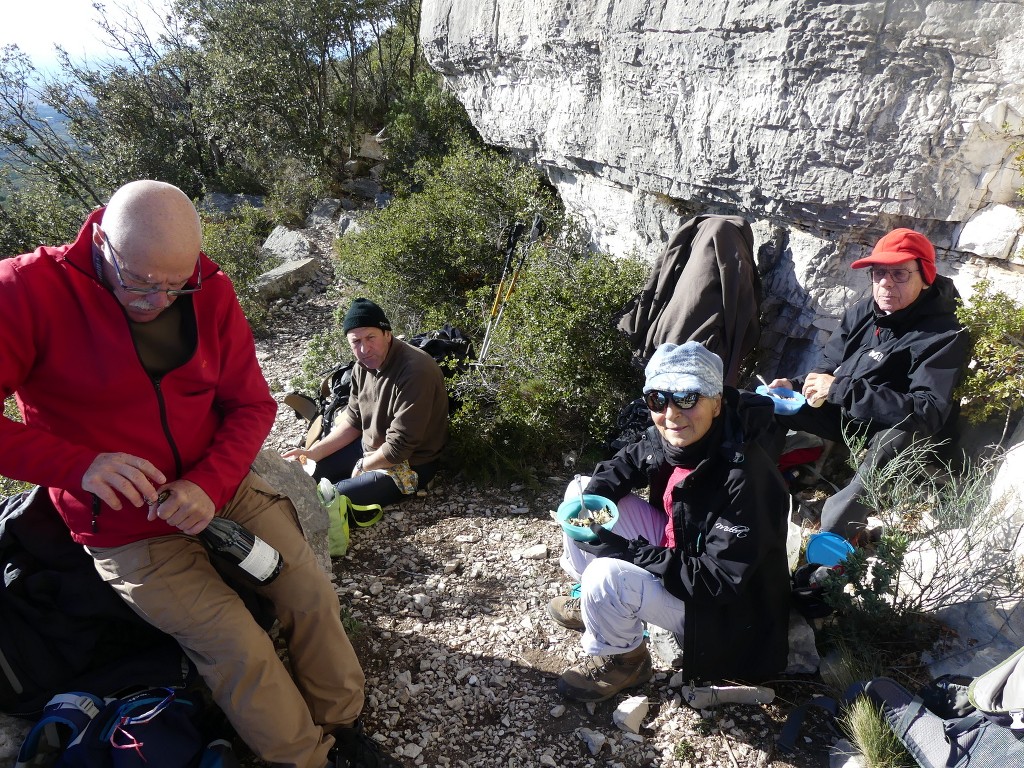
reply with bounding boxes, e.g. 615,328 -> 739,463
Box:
15,687 -> 237,768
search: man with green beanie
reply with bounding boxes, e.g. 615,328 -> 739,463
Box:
284,298 -> 448,507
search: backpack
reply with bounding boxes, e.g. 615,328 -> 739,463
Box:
408,324 -> 474,412
283,362 -> 355,449
778,649 -> 1024,765
408,324 -> 474,378
602,397 -> 653,456
15,687 -> 237,768
865,667 -> 1024,768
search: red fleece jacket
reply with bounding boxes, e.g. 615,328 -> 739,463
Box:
0,208 -> 277,546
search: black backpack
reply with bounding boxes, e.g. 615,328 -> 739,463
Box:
408,324 -> 474,412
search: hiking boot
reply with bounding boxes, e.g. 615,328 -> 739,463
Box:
329,719 -> 398,768
647,625 -> 684,668
556,644 -> 654,702
546,595 -> 584,631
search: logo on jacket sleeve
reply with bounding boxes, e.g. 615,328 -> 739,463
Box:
714,522 -> 750,538
868,350 -> 884,361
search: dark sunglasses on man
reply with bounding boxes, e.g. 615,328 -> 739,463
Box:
644,390 -> 701,413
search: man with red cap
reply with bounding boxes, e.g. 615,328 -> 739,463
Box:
768,228 -> 971,539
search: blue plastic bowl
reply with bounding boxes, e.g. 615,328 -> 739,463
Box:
806,531 -> 855,567
755,384 -> 807,416
556,495 -> 619,542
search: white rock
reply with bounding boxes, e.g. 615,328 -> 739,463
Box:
403,743 -> 423,759
577,727 -> 606,755
549,704 -> 566,718
520,544 -> 548,560
539,756 -> 557,767
829,738 -> 865,768
958,203 -> 1023,260
612,695 -> 649,734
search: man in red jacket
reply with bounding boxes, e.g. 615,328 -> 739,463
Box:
0,181 -> 392,768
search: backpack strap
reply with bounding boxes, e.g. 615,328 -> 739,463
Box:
776,682 -> 865,752
15,692 -> 104,768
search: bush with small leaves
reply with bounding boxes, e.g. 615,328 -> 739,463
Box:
200,203 -> 275,335
955,279 -> 1024,428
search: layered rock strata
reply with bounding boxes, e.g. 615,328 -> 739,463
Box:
422,0 -> 1024,373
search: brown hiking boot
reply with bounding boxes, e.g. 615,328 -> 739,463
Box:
546,596 -> 584,631
556,644 -> 654,702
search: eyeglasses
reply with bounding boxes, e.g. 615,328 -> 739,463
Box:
869,267 -> 919,284
104,237 -> 202,296
644,390 -> 701,413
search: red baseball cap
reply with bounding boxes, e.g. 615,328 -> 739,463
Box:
851,228 -> 936,284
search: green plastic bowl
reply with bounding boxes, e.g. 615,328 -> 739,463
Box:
556,494 -> 620,542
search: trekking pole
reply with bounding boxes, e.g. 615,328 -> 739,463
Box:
479,221 -> 525,363
478,214 -> 545,363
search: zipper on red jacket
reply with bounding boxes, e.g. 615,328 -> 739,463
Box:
152,378 -> 184,477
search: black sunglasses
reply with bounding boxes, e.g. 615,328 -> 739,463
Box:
644,390 -> 701,413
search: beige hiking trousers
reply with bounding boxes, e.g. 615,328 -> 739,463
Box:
89,471 -> 364,768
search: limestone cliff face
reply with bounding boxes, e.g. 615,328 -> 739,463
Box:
421,0 -> 1024,373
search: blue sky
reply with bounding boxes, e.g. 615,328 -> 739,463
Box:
3,1 -> 170,72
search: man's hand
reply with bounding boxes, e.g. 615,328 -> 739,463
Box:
147,479 -> 215,535
83,452 -> 166,510
802,373 -> 835,406
768,378 -> 794,390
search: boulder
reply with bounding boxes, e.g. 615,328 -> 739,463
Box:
304,198 -> 342,232
251,449 -> 331,576
262,226 -> 316,263
256,258 -> 320,302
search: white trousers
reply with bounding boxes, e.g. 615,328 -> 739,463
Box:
559,479 -> 688,656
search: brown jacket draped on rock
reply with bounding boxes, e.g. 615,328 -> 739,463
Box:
616,214 -> 762,386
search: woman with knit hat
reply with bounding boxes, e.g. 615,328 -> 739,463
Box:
547,341 -> 792,702
768,228 -> 971,540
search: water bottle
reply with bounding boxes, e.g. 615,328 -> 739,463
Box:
199,517 -> 284,585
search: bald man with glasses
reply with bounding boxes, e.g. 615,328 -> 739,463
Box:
0,181 -> 394,768
768,228 -> 971,540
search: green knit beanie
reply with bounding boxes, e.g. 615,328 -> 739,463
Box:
342,298 -> 391,333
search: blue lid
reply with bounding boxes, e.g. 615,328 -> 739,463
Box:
806,531 -> 855,567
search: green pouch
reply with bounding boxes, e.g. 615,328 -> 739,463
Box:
317,479 -> 383,557
318,479 -> 350,557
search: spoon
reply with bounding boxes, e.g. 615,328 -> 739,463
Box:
574,474 -> 589,519
756,374 -> 771,389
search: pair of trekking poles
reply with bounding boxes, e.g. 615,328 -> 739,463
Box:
477,213 -> 546,365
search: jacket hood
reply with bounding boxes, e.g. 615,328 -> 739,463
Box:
719,387 -> 777,459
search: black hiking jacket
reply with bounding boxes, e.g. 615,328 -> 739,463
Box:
792,275 -> 970,435
583,389 -> 791,683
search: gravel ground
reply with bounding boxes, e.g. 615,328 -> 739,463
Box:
251,226 -> 837,768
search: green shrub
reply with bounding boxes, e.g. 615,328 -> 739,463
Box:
263,157 -> 329,227
383,66 -> 480,188
200,203 -> 275,335
820,434 -> 1021,653
336,137 -> 563,327
1,180 -> 90,257
1,397 -> 32,498
448,233 -> 647,482
956,280 -> 1024,425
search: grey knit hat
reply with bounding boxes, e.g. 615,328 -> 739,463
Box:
643,341 -> 723,397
